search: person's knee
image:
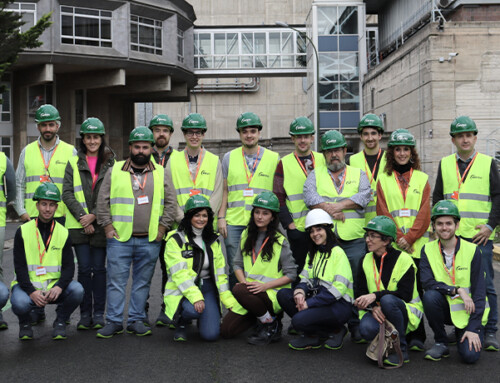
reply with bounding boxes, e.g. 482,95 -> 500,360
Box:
379,294 -> 399,310
359,317 -> 378,341
232,283 -> 249,300
200,328 -> 220,342
0,284 -> 9,307
68,281 -> 85,301
459,348 -> 480,364
11,291 -> 32,315
423,289 -> 442,308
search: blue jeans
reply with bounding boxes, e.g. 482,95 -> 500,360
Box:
10,281 -> 83,323
106,237 -> 161,324
359,294 -> 409,350
0,281 -> 9,310
74,244 -> 106,316
180,279 -> 221,341
224,225 -> 245,289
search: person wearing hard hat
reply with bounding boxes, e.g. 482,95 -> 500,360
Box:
277,208 -> 353,351
96,126 -> 176,338
421,200 -> 488,363
354,215 -> 423,366
303,129 -> 371,342
10,182 -> 83,340
62,117 -> 115,331
149,114 -> 176,167
432,116 -> 499,352
218,112 -> 280,289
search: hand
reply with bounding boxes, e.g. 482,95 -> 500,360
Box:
246,281 -> 267,294
397,237 -> 414,254
372,305 -> 386,324
472,225 -> 492,247
155,230 -> 165,242
332,212 -> 345,222
461,330 -> 482,352
83,225 -> 95,235
323,203 -> 342,217
354,293 -> 376,310
297,300 -> 308,312
45,286 -> 62,303
458,288 -> 475,314
288,223 -> 297,230
194,300 -> 205,314
218,218 -> 227,239
293,289 -> 306,308
20,213 -> 31,222
29,290 -> 47,307
79,214 -> 96,227
105,225 -> 120,240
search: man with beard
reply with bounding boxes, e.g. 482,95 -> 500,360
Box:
303,129 -> 371,342
96,127 -> 176,338
149,114 -> 176,167
218,112 -> 279,288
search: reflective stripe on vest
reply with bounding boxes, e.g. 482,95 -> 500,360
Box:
65,156 -> 90,229
0,152 -> 7,227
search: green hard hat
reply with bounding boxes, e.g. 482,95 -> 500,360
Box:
236,112 -> 262,131
184,195 -> 212,213
431,200 -> 461,221
149,114 -> 174,132
128,126 -> 154,144
33,182 -> 61,202
363,215 -> 397,240
35,104 -> 61,124
290,117 -> 315,135
388,129 -> 415,147
181,113 -> 207,131
252,191 -> 280,213
321,130 -> 347,150
450,116 -> 478,137
358,113 -> 384,134
80,117 -> 105,136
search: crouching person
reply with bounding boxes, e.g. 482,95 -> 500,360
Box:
11,183 -> 83,340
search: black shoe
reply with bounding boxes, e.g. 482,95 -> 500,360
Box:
52,320 -> 67,340
288,335 -> 324,350
349,325 -> 367,344
0,312 -> 8,330
247,320 -> 281,346
30,309 -> 46,326
287,324 -> 299,335
324,326 -> 348,350
384,350 -> 410,366
77,313 -> 92,330
409,339 -> 425,352
484,333 -> 499,351
127,321 -> 152,336
156,310 -> 171,327
424,343 -> 450,361
19,323 -> 33,340
92,314 -> 105,329
173,325 -> 187,341
96,322 -> 124,339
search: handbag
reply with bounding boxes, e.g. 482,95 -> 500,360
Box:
366,319 -> 404,369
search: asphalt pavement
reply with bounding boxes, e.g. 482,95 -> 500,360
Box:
0,222 -> 499,383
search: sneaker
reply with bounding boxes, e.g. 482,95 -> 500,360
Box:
0,312 -> 8,330
19,323 -> 33,340
77,313 -> 92,330
287,324 -> 299,335
173,325 -> 187,341
96,322 -> 124,339
52,320 -> 67,340
92,314 -> 105,330
156,310 -> 171,327
30,309 -> 46,326
484,333 -> 499,352
324,326 -> 348,350
288,335 -> 324,351
424,343 -> 450,361
127,321 -> 152,336
349,325 -> 367,344
409,339 -> 425,352
247,320 -> 281,346
384,350 -> 410,366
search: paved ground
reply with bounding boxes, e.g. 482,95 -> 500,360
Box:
0,222 -> 499,383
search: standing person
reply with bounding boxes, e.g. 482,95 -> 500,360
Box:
163,195 -> 245,342
433,116 -> 499,351
14,104 -> 76,326
218,112 -> 280,288
277,209 -> 353,351
421,200 -> 488,363
273,116 -> 325,277
62,117 -> 115,330
354,216 -> 423,366
349,113 -> 387,224
10,183 -> 84,340
303,129 -> 371,342
220,192 -> 297,345
96,126 -> 176,338
376,128 -> 431,351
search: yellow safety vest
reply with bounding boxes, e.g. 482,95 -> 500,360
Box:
282,151 -> 325,232
423,239 -> 489,328
226,147 -> 279,226
24,140 -> 75,218
378,170 -> 430,258
109,161 -> 164,242
315,164 -> 365,241
441,153 -> 495,240
0,152 -> 7,227
360,251 -> 423,333
65,156 -> 89,229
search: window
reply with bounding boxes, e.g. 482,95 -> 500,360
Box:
61,6 -> 112,47
0,75 -> 11,122
130,15 -> 162,55
0,137 -> 12,159
177,29 -> 184,62
28,84 -> 53,119
6,2 -> 36,32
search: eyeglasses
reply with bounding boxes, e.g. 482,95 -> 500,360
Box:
364,232 -> 382,240
184,131 -> 204,137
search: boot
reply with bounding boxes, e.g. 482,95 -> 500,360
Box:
247,320 -> 281,346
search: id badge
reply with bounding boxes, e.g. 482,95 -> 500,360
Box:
451,191 -> 459,200
399,208 -> 411,217
40,175 -> 50,182
243,188 -> 254,197
189,189 -> 201,197
36,266 -> 47,276
370,189 -> 375,202
137,195 -> 149,205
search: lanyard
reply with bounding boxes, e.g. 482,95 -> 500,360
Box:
329,167 -> 347,193
39,144 -> 58,175
35,218 -> 55,264
364,149 -> 382,185
252,236 -> 269,264
438,241 -> 456,285
159,147 -> 172,167
242,146 -> 260,185
294,152 -> 315,177
372,252 -> 387,292
133,172 -> 148,191
185,148 -> 203,186
394,168 -> 413,203
86,155 -> 99,190
455,152 -> 478,191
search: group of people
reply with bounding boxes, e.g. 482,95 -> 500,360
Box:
0,104 -> 497,367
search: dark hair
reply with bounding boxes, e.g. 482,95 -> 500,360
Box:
306,224 -> 338,265
242,208 -> 280,261
178,207 -> 216,243
383,146 -> 421,175
80,135 -> 108,173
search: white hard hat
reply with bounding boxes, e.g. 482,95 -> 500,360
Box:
305,208 -> 333,229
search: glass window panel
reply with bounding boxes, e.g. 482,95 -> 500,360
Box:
101,20 -> 111,39
339,82 -> 359,110
3,137 -> 10,145
269,32 -> 280,54
102,11 -> 112,18
214,56 -> 226,69
241,56 -> 253,68
214,33 -> 226,55
75,16 -> 99,38
61,6 -> 72,13
61,15 -> 73,36
318,7 -> 338,35
319,82 -> 340,111
131,15 -> 138,22
242,33 -> 253,54
319,53 -> 339,82
281,32 -> 293,53
255,55 -> 267,68
337,7 -> 358,35
101,41 -> 112,48
227,33 -> 238,54
255,33 -> 266,54
227,56 -> 239,68
339,52 -> 358,81
198,33 -> 211,55
156,32 -> 162,49
130,24 -> 138,43
269,55 -> 280,68
23,4 -> 36,10
75,8 -> 98,16
281,55 -> 294,68
62,37 -> 73,44
139,25 -> 154,46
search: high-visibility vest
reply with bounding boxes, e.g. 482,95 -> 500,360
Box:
282,151 -> 325,232
349,150 -> 387,224
240,229 -> 290,313
65,156 -> 89,229
424,239 -> 489,328
11,219 -> 68,291
315,165 -> 365,241
24,141 -> 75,218
163,231 -> 247,320
109,161 -> 164,242
299,245 -> 354,303
378,170 -> 430,258
360,251 -> 423,333
441,153 -> 495,240
0,152 -> 7,227
226,147 -> 279,226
